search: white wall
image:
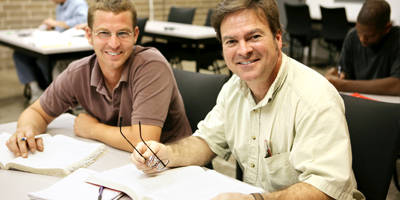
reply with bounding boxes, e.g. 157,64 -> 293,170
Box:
305,0 -> 400,25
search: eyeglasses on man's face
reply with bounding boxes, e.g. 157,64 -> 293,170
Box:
119,117 -> 169,170
94,30 -> 133,39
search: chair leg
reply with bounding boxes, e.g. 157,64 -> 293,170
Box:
290,37 -> 294,58
24,84 -> 31,100
308,41 -> 312,62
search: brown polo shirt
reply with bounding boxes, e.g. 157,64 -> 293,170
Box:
40,46 -> 191,143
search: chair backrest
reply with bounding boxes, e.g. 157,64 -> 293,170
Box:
341,94 -> 400,200
284,3 -> 312,37
172,68 -> 229,132
205,9 -> 213,27
167,6 -> 196,24
320,6 -> 350,46
136,17 -> 148,45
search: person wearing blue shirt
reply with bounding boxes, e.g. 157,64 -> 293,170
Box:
13,0 -> 88,104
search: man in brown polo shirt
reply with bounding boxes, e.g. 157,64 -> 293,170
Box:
6,0 -> 192,158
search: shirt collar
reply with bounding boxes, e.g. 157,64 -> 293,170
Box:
90,54 -> 132,97
58,0 -> 70,10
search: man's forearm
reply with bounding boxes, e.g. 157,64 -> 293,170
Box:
17,104 -> 53,134
341,77 -> 400,96
85,122 -> 162,152
260,182 -> 333,200
167,136 -> 216,167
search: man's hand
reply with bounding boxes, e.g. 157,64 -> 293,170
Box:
5,127 -> 44,158
42,18 -> 58,30
325,67 -> 346,91
73,113 -> 99,139
130,140 -> 168,174
211,193 -> 254,200
325,67 -> 345,80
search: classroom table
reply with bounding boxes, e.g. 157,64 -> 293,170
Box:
0,113 -> 132,200
143,20 -> 218,72
0,29 -> 94,86
305,0 -> 361,23
341,92 -> 400,104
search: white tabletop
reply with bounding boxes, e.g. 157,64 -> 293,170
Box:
305,0 -> 362,23
341,92 -> 400,104
0,113 -> 132,200
0,29 -> 93,55
144,20 -> 216,40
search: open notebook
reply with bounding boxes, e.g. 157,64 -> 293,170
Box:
0,132 -> 108,177
28,168 -> 123,200
86,164 -> 264,200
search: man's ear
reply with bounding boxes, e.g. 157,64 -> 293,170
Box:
383,22 -> 392,35
85,26 -> 93,45
133,26 -> 139,45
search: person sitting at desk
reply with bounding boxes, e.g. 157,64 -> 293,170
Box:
325,0 -> 400,96
130,0 -> 364,199
13,0 -> 88,104
6,0 -> 191,158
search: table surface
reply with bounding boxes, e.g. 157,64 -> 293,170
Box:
305,0 -> 361,23
341,92 -> 400,104
144,20 -> 216,40
0,113 -> 132,200
0,29 -> 93,55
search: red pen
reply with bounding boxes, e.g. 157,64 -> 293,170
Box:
264,140 -> 272,158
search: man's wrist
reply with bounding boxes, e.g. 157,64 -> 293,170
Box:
250,193 -> 264,200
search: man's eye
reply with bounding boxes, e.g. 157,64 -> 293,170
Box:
225,40 -> 235,45
97,31 -> 110,37
117,31 -> 131,38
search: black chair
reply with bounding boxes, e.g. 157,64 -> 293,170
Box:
172,68 -> 229,132
284,3 -> 320,62
167,6 -> 196,24
136,17 -> 148,45
341,94 -> 400,200
143,7 -> 196,64
172,68 -> 229,169
320,6 -> 350,66
204,8 -> 213,27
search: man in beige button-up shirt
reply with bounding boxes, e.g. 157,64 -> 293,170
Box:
131,0 -> 365,199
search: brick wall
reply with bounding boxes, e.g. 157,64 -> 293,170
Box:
0,0 -> 221,70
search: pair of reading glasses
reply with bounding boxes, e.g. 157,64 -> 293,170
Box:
119,117 -> 169,170
94,30 -> 132,39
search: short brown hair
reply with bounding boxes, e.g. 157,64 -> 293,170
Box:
357,0 -> 390,30
211,0 -> 282,42
87,0 -> 137,30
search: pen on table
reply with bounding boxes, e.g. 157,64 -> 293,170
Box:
98,186 -> 104,200
338,66 -> 341,78
21,134 -> 47,141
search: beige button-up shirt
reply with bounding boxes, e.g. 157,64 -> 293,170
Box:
194,53 -> 364,200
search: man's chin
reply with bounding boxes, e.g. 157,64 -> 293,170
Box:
361,43 -> 370,48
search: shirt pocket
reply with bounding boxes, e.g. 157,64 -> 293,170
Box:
263,152 -> 300,190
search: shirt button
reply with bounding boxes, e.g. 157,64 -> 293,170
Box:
252,136 -> 256,140
251,163 -> 255,168
268,98 -> 272,103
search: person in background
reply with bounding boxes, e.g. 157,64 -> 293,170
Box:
13,0 -> 88,104
325,0 -> 400,96
130,0 -> 364,199
6,0 -> 191,159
